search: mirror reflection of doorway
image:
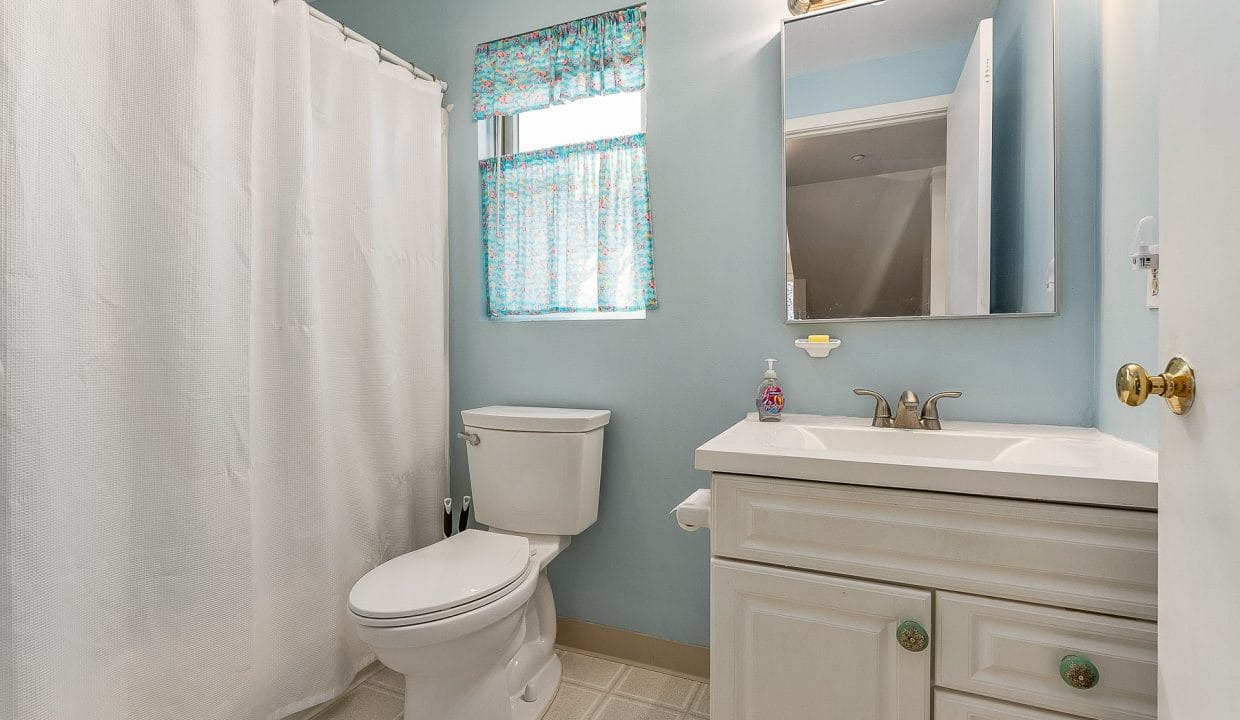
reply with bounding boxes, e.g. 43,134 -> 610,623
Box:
783,0 -> 1056,321
785,18 -> 992,320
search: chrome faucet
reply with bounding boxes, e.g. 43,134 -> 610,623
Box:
893,390 -> 921,429
853,389 -> 962,430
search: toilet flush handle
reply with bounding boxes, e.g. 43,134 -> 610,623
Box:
456,431 -> 481,446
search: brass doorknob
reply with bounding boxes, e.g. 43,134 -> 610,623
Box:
1116,356 -> 1196,415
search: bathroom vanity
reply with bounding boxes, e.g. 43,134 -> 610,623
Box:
690,414 -> 1157,720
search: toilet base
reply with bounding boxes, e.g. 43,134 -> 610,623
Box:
506,568 -> 561,719
509,652 -> 561,720
361,566 -> 565,720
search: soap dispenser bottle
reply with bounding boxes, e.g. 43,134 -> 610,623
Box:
756,358 -> 784,422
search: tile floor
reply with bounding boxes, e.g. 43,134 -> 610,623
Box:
311,648 -> 709,720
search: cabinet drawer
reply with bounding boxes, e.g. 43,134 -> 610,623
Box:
935,690 -> 1081,720
937,689 -> 1086,718
936,593 -> 1156,720
711,474 -> 1157,619
711,559 -> 931,720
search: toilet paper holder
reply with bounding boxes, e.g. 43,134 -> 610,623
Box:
671,489 -> 711,531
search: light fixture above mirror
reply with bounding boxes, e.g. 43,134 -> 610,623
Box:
788,0 -> 862,16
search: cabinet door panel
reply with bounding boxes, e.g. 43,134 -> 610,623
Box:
711,559 -> 930,720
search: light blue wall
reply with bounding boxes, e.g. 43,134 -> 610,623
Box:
314,0 -> 1102,647
1095,0 -> 1159,448
785,41 -> 971,118
991,0 -> 1057,314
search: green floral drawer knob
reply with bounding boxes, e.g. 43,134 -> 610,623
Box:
1060,655 -> 1100,689
896,621 -> 929,653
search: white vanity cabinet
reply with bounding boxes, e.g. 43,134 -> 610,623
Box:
708,473 -> 1157,720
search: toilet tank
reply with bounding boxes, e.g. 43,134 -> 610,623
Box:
461,406 -> 611,535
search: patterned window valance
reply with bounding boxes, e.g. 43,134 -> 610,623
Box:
472,6 -> 647,120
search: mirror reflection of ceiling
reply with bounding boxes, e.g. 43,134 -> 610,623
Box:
784,0 -> 1000,77
785,118 -> 947,186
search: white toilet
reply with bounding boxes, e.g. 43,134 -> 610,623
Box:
347,406 -> 610,720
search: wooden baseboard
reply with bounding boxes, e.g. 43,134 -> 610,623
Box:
556,617 -> 709,681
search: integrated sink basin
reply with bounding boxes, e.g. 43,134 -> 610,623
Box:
696,414 -> 1157,509
771,423 -> 1025,462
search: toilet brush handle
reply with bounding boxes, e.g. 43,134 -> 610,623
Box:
442,498 -> 453,538
459,496 -> 471,534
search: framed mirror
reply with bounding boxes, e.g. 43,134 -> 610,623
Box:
783,0 -> 1057,322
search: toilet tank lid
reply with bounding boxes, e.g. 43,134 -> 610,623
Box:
462,406 -> 611,433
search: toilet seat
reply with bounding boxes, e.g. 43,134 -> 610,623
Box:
349,530 -> 533,628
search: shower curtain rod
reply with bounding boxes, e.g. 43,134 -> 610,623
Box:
294,2 -> 449,93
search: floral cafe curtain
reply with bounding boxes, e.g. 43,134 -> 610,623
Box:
480,135 -> 655,317
475,6 -> 656,318
472,6 -> 646,120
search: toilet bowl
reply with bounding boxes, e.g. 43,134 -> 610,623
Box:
348,406 -> 610,720
349,531 -> 564,720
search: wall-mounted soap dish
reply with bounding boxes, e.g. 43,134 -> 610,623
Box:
794,338 -> 841,358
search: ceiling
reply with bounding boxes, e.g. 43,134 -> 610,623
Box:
784,0 -> 999,77
785,117 -> 947,186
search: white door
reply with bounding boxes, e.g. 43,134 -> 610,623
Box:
711,559 -> 931,720
1157,2 -> 1240,717
942,18 -> 993,316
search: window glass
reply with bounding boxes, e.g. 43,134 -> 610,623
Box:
516,91 -> 643,153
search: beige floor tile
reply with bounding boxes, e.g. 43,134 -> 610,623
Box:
611,666 -> 697,711
542,682 -> 605,720
560,651 -> 626,691
689,683 -> 709,717
323,651 -> 706,720
315,684 -> 403,720
364,666 -> 405,694
589,696 -> 684,720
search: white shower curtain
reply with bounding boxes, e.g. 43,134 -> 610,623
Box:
0,1 -> 448,718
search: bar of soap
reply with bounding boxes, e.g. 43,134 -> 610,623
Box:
807,334 -> 830,343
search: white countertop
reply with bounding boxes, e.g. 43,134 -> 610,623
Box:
695,414 -> 1158,510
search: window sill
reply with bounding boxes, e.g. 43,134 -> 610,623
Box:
489,310 -> 646,322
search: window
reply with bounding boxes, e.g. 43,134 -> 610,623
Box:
480,89 -> 645,169
474,7 -> 656,320
513,91 -> 644,153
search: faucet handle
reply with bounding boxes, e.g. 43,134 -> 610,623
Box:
854,388 -> 894,428
919,391 -> 962,430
